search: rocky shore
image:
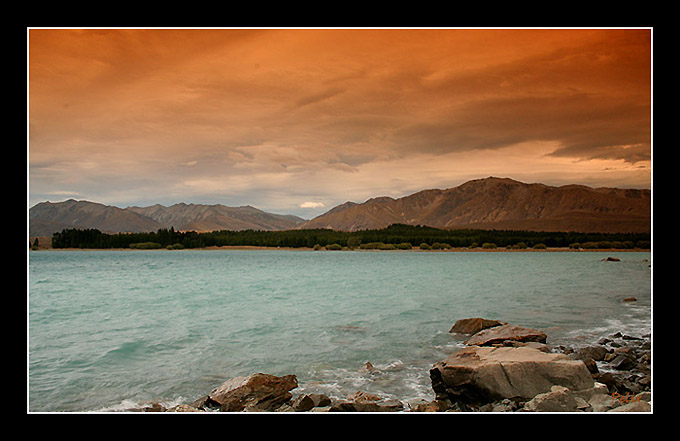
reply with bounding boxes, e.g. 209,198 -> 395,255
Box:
129,317 -> 651,413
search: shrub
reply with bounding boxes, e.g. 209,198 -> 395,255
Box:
379,243 -> 396,250
419,243 -> 431,250
129,242 -> 162,249
469,243 -> 479,249
347,237 -> 361,249
431,242 -> 451,250
325,243 -> 342,250
532,243 -> 547,249
396,242 -> 412,250
482,242 -> 497,249
166,243 -> 185,250
313,244 -> 322,250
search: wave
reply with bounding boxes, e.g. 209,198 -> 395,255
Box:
95,397 -> 187,412
561,315 -> 651,347
101,340 -> 148,361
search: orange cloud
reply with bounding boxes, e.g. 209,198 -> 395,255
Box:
28,28 -> 652,214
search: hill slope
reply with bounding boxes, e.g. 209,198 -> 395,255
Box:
29,200 -> 305,236
29,200 -> 163,236
297,177 -> 651,233
127,203 -> 305,232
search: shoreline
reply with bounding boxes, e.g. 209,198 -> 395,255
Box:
119,320 -> 652,413
29,235 -> 651,253
30,246 -> 651,253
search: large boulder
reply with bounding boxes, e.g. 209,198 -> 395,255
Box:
430,346 -> 594,406
463,324 -> 547,346
203,373 -> 298,412
449,318 -> 505,334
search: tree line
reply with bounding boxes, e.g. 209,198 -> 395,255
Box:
49,224 -> 651,250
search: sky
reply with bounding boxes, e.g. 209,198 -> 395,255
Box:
28,28 -> 652,219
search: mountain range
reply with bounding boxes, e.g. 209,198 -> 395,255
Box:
29,200 -> 306,236
29,177 -> 651,236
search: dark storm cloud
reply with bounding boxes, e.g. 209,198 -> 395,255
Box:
392,93 -> 651,163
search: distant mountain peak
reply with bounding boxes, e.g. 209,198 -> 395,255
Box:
365,196 -> 396,204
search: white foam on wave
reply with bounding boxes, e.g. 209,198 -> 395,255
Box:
96,399 -> 143,412
297,356 -> 438,406
95,396 -> 187,412
561,315 -> 651,348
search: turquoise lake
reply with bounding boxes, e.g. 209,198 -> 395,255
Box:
28,249 -> 652,412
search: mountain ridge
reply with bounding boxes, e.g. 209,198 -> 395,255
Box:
29,200 -> 306,236
297,177 -> 651,234
29,177 -> 652,236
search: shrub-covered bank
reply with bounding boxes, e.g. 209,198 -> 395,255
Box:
49,224 -> 650,251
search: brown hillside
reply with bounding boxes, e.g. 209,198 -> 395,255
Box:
298,177 -> 650,233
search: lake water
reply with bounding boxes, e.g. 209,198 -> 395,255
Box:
28,249 -> 652,412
